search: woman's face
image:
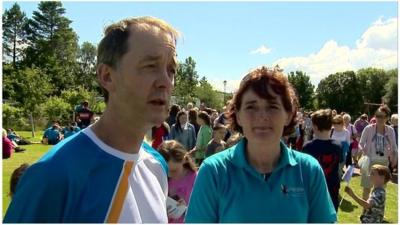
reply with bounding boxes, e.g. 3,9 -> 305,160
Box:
178,114 -> 188,125
376,111 -> 388,126
236,88 -> 292,143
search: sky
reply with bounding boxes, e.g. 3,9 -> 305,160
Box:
2,1 -> 398,93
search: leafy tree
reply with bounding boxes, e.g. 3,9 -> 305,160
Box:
10,67 -> 53,119
24,1 -> 79,94
40,96 -> 72,122
2,103 -> 29,130
2,2 -> 28,67
77,42 -> 98,90
288,71 -> 315,110
384,69 -> 398,112
195,77 -> 224,110
174,57 -> 199,102
356,68 -> 390,105
316,71 -> 363,116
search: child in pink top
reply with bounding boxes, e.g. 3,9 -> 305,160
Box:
158,140 -> 197,223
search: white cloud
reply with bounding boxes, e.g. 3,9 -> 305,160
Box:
250,45 -> 272,55
272,17 -> 397,87
356,17 -> 397,50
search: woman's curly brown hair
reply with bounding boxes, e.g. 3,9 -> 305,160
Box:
224,66 -> 299,136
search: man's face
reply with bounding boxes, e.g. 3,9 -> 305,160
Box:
108,26 -> 177,128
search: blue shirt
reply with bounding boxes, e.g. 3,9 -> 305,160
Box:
43,127 -> 60,142
185,138 -> 337,223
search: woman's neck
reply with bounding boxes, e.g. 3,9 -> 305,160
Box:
376,123 -> 385,133
246,139 -> 281,174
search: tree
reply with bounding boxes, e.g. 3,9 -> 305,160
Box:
356,68 -> 390,105
174,57 -> 199,103
11,67 -> 53,117
287,71 -> 315,110
40,96 -> 72,122
384,69 -> 398,113
24,1 -> 79,94
2,2 -> 28,67
195,77 -> 224,110
316,71 -> 363,116
76,42 -> 98,90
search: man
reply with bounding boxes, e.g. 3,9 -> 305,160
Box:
76,100 -> 94,129
42,121 -> 62,145
5,16 -> 179,223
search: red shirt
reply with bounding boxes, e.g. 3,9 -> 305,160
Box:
3,136 -> 13,159
152,126 -> 168,149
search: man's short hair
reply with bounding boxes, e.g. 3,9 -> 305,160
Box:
311,109 -> 333,131
371,164 -> 392,184
97,17 -> 180,102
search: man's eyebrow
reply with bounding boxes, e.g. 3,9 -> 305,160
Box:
138,55 -> 161,64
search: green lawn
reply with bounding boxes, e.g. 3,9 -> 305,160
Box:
2,132 -> 398,222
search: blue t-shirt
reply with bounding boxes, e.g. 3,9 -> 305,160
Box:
43,127 -> 60,142
185,138 -> 337,223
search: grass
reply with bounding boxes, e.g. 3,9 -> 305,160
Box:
2,131 -> 398,223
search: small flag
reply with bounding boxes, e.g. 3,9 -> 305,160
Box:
342,165 -> 355,183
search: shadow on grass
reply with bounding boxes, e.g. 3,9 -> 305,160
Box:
339,194 -> 358,212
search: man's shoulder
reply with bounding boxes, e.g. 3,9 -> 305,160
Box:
141,142 -> 168,176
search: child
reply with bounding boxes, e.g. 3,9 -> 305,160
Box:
205,123 -> 227,157
345,165 -> 391,223
10,163 -> 30,197
303,109 -> 343,211
158,140 -> 197,223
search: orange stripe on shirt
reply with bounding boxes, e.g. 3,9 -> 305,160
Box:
106,161 -> 134,223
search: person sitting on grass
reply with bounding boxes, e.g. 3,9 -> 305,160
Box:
63,122 -> 81,139
42,121 -> 62,145
7,129 -> 31,145
345,165 -> 391,223
9,163 -> 30,198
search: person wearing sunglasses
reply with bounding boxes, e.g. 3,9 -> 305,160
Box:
359,105 -> 397,200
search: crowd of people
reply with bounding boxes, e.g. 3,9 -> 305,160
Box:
4,16 -> 397,224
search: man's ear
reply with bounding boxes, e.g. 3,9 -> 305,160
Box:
96,63 -> 116,93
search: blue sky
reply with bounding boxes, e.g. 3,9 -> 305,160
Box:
3,1 -> 398,92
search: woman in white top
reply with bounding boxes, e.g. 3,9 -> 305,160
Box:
359,105 -> 397,200
343,114 -> 358,167
331,115 -> 350,179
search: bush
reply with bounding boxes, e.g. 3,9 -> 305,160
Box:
2,103 -> 30,130
39,96 -> 72,124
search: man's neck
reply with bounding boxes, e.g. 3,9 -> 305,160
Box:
314,130 -> 331,140
91,108 -> 148,154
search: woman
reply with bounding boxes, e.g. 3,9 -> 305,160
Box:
188,109 -> 200,136
171,111 -> 196,151
331,115 -> 351,178
191,111 -> 212,165
167,104 -> 181,128
359,105 -> 397,200
158,140 -> 197,223
343,114 -> 358,167
185,66 -> 336,223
